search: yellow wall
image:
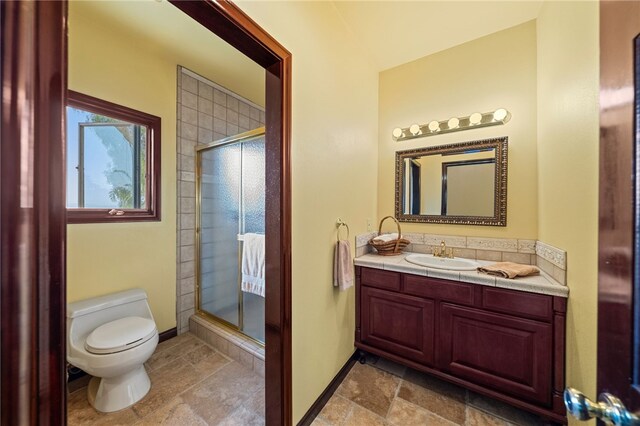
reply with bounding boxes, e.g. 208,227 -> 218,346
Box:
536,2 -> 599,422
236,1 -> 379,422
379,21 -> 538,238
67,1 -> 264,332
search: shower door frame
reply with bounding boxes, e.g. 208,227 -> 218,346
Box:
195,128 -> 266,343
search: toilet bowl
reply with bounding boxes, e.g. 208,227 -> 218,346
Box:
67,289 -> 159,413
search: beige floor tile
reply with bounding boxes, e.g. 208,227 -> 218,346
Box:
217,405 -> 265,426
183,343 -> 216,364
386,398 -> 431,425
155,332 -> 195,353
318,394 -> 352,425
133,358 -> 203,418
67,387 -> 140,426
398,378 -> 466,424
337,362 -> 400,417
134,396 -> 208,425
311,417 -> 332,426
370,358 -> 406,378
246,387 -> 266,418
68,333 -> 265,426
467,392 -> 546,425
466,407 -> 509,426
180,361 -> 264,424
147,335 -> 203,371
343,403 -> 388,426
184,345 -> 231,376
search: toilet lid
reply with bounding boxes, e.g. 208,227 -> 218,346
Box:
85,316 -> 157,355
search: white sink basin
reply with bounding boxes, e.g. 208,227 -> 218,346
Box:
405,254 -> 480,271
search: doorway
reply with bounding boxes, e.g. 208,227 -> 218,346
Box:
0,1 -> 292,424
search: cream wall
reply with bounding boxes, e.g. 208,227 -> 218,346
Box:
536,2 -> 599,423
235,2 -> 379,422
67,2 -> 264,332
379,21 -> 538,238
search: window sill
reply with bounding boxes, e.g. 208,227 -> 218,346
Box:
66,209 -> 160,224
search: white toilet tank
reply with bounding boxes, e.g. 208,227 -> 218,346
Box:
67,289 -> 155,351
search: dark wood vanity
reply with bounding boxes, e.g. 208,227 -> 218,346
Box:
355,266 -> 567,424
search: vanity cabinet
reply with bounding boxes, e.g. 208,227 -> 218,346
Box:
360,287 -> 435,365
355,266 -> 567,424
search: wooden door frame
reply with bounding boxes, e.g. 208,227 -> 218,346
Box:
1,1 -> 68,424
1,0 -> 292,424
597,0 -> 640,409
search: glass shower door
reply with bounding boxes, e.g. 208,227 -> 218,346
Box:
197,129 -> 265,343
239,138 -> 265,342
198,143 -> 242,327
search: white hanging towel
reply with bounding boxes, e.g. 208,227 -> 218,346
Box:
333,240 -> 354,291
241,233 -> 265,297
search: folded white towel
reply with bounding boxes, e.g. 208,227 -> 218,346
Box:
241,233 -> 265,297
333,240 -> 354,291
372,232 -> 401,243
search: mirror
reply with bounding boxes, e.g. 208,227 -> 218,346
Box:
395,137 -> 508,226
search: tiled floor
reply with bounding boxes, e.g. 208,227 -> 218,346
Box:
67,332 -> 264,425
311,356 -> 553,426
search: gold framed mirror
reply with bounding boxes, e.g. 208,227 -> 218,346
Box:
395,136 -> 508,226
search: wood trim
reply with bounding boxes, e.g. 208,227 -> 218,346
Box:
598,0 -> 640,409
1,0 -> 68,423
169,1 -> 288,68
552,298 -> 567,414
168,1 -> 292,424
66,90 -> 161,224
296,352 -> 358,426
158,327 -> 178,343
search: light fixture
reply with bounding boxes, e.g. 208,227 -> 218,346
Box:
392,108 -> 511,141
493,108 -> 508,121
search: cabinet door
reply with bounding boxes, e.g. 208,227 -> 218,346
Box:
439,304 -> 552,405
361,287 -> 435,365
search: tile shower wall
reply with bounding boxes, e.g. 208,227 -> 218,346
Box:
176,67 -> 265,333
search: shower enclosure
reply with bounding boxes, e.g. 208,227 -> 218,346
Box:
196,128 -> 265,343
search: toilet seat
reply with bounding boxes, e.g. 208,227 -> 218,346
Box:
85,316 -> 157,355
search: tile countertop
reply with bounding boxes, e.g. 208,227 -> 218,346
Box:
354,253 -> 569,298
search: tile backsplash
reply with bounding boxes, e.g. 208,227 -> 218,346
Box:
355,231 -> 567,285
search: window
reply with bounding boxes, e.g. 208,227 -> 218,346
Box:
66,90 -> 160,223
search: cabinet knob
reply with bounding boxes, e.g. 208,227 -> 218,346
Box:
564,387 -> 640,425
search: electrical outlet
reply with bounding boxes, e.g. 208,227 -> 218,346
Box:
366,218 -> 372,232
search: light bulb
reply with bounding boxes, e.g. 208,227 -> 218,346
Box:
447,117 -> 459,129
493,108 -> 508,121
409,124 -> 421,136
428,121 -> 440,132
469,112 -> 482,125
392,127 -> 403,139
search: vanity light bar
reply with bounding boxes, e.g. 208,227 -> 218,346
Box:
392,109 -> 511,141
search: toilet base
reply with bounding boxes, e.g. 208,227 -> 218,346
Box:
87,365 -> 151,413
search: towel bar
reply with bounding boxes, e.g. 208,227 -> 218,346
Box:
336,219 -> 350,242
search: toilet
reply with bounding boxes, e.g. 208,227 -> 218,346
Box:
67,288 -> 159,413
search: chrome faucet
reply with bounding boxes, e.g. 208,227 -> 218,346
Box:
433,240 -> 454,258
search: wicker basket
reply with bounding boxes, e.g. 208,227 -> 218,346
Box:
368,216 -> 410,256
